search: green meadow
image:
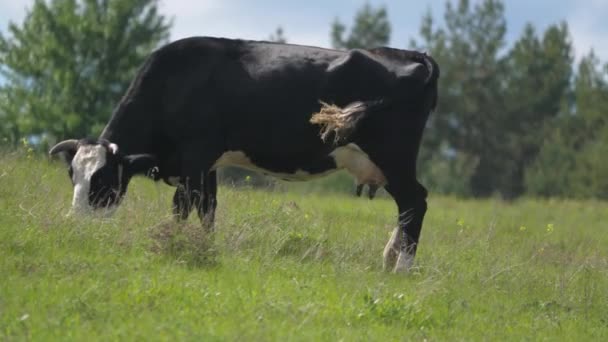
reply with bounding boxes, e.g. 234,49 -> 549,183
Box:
1,150 -> 607,341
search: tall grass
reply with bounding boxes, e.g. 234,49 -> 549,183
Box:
1,150 -> 607,340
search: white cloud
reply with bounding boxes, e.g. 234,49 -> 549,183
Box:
567,0 -> 608,62
160,1 -> 332,46
0,0 -> 27,29
2,0 -> 607,62
158,0 -> 225,18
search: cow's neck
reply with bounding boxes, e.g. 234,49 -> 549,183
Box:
99,99 -> 155,155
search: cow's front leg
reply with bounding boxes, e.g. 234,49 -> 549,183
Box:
200,170 -> 217,231
172,184 -> 190,221
173,141 -> 222,227
383,180 -> 428,272
172,174 -> 202,222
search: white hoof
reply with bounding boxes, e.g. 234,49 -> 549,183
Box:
393,251 -> 414,273
383,227 -> 400,271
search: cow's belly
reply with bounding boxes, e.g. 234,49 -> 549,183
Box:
211,151 -> 335,181
211,143 -> 387,185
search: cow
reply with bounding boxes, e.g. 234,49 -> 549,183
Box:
49,37 -> 439,272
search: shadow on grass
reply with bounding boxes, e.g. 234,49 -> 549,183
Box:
148,220 -> 219,268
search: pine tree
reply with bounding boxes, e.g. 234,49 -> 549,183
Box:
500,22 -> 573,197
0,0 -> 171,145
411,0 -> 507,196
527,52 -> 608,198
269,26 -> 287,43
331,3 -> 390,49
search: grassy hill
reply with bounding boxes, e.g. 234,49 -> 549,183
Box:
1,150 -> 607,340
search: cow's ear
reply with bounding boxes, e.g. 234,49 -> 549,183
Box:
325,49 -> 396,96
124,154 -> 158,179
49,139 -> 79,164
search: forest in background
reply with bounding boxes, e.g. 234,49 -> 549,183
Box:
1,0 -> 607,199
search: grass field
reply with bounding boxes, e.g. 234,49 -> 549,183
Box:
1,150 -> 607,340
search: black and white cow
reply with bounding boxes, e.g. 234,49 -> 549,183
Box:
49,37 -> 439,272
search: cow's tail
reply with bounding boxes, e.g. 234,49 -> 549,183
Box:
417,52 -> 440,111
310,100 -> 387,144
417,53 -> 439,86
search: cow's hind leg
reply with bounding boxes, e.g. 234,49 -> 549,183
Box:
360,143 -> 427,272
383,180 -> 428,272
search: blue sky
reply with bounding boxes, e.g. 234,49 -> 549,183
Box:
1,0 -> 607,61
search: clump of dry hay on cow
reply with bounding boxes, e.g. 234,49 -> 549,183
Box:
149,220 -> 218,267
310,101 -> 370,143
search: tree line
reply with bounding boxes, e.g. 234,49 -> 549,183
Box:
1,0 -> 606,199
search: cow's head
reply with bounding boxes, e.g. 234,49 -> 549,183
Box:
49,139 -> 157,215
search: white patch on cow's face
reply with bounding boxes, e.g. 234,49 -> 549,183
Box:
331,144 -> 387,186
70,145 -> 107,214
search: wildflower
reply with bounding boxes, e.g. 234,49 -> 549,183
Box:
519,225 -> 527,232
546,223 -> 554,233
456,218 -> 468,234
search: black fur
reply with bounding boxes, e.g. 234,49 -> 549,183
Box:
53,37 -> 439,264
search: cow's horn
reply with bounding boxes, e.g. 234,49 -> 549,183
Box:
49,139 -> 79,155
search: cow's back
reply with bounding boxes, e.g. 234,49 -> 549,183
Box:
147,38 -> 342,154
